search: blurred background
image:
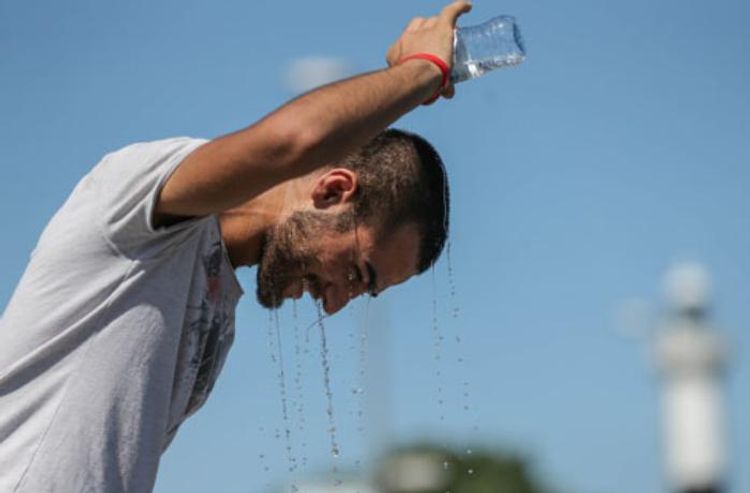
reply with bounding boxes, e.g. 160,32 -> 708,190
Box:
1,0 -> 748,492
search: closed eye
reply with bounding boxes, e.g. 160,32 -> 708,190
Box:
353,264 -> 364,284
365,261 -> 378,297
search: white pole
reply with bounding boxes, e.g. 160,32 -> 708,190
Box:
655,263 -> 727,493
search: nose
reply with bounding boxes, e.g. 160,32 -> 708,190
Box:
325,297 -> 347,315
324,281 -> 368,315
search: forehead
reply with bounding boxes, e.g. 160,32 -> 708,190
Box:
361,223 -> 421,289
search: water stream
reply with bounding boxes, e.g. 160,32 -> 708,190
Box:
315,302 -> 341,486
272,308 -> 299,489
445,241 -> 479,476
291,300 -> 308,467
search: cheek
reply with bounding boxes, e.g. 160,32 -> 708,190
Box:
289,238 -> 323,272
315,257 -> 343,283
316,251 -> 353,284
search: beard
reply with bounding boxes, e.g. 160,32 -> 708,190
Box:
256,209 -> 353,309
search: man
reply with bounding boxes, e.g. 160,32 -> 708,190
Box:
0,1 -> 472,491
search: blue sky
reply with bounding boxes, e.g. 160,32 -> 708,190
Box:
2,1 -> 749,492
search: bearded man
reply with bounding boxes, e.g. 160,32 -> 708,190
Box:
0,2 -> 472,491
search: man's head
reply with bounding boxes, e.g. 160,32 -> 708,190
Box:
256,128 -> 449,313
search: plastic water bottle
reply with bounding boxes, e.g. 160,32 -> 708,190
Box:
451,15 -> 526,84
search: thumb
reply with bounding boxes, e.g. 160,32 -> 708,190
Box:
438,0 -> 473,27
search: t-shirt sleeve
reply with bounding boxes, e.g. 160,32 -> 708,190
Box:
91,137 -> 210,257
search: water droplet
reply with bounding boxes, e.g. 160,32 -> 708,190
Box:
317,305 -> 341,462
270,310 -> 298,473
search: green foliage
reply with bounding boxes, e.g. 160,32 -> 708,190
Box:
378,444 -> 551,493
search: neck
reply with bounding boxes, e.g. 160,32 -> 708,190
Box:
219,178 -> 309,268
218,208 -> 266,268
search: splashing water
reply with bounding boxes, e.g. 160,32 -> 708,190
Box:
443,241 -> 481,460
431,267 -> 446,424
316,302 -> 341,460
291,300 -> 309,467
353,296 -> 371,476
272,309 -> 298,474
446,241 -> 461,320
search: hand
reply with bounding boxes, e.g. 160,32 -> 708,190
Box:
386,1 -> 472,100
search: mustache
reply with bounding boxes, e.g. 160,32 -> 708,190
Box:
257,271 -> 322,309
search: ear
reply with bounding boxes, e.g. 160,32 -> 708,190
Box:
311,168 -> 358,210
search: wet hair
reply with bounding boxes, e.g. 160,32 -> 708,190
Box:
340,128 -> 449,273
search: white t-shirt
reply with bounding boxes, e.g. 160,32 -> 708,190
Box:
0,137 -> 244,492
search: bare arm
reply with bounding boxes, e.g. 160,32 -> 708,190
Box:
156,1 -> 472,220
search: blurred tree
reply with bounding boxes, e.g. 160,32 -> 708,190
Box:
376,444 -> 553,493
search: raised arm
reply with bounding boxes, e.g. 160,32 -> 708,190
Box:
155,1 -> 472,221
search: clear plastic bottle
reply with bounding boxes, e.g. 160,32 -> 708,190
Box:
451,15 -> 526,84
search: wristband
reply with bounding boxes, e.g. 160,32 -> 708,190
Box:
398,53 -> 450,105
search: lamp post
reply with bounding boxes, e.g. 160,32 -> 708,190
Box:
655,263 -> 728,493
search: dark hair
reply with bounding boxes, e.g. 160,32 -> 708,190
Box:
340,128 -> 449,273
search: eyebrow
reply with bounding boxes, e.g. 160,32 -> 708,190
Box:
365,261 -> 379,297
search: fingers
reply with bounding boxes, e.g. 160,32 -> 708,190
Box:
423,17 -> 438,29
385,44 -> 396,66
403,2 -> 469,37
439,0 -> 473,27
406,16 -> 426,32
389,3 -> 470,104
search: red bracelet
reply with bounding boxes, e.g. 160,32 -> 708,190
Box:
398,53 -> 450,105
